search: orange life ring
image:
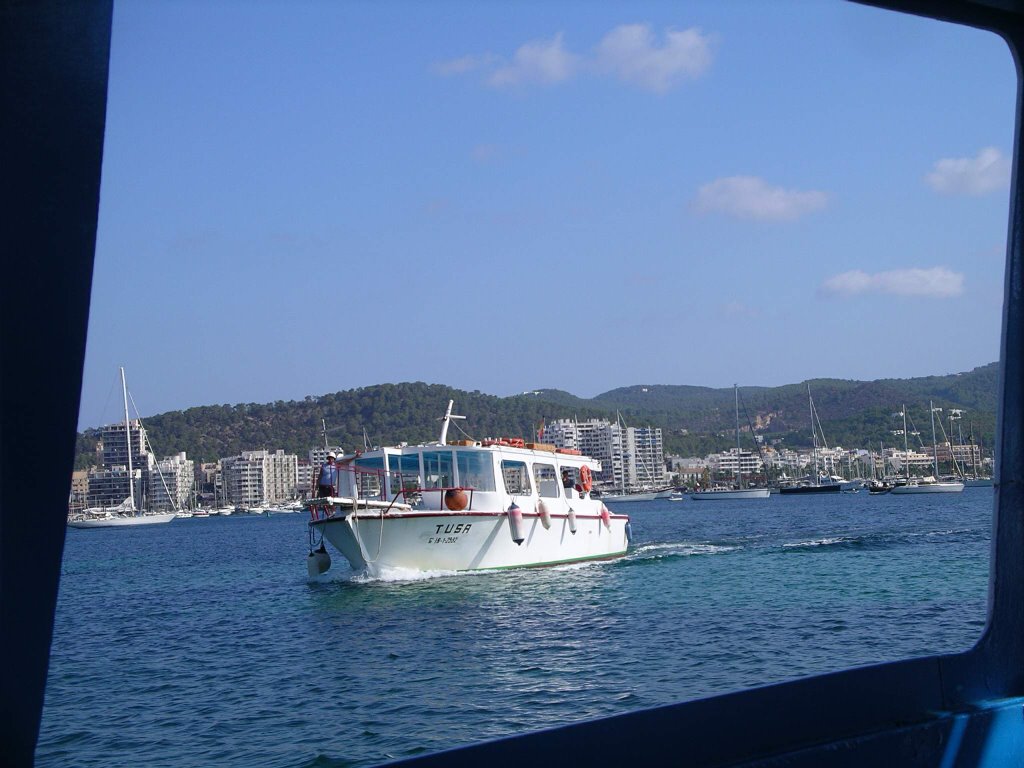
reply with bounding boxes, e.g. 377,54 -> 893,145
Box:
579,465 -> 593,492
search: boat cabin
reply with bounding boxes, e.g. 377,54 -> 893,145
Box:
336,442 -> 600,511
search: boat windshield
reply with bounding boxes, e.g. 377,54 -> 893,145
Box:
421,450 -> 454,489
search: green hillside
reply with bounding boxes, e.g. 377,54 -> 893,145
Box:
74,364 -> 1001,469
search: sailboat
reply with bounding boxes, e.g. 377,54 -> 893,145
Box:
779,384 -> 842,494
889,402 -> 963,494
690,385 -> 769,500
67,368 -> 178,528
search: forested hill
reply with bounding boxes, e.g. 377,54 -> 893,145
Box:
74,364 -> 1000,468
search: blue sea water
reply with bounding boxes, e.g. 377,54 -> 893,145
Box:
38,490 -> 993,767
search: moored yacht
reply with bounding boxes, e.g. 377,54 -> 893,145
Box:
306,402 -> 630,576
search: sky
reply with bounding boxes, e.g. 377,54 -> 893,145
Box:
79,0 -> 1016,429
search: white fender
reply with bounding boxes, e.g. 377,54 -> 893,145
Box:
600,503 -> 612,531
567,505 -> 578,535
307,544 -> 331,578
537,498 -> 552,530
507,502 -> 525,545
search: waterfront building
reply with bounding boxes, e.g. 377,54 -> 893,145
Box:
666,456 -> 707,486
542,418 -> 664,490
148,452 -> 194,511
221,449 -> 299,506
706,448 -> 764,477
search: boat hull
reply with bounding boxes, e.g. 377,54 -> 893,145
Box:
601,489 -> 673,503
890,482 -> 965,494
689,488 -> 770,500
312,507 -> 629,575
67,513 -> 176,528
778,484 -> 842,495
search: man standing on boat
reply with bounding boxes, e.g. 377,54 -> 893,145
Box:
317,452 -> 338,498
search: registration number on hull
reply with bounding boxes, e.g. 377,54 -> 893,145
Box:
427,522 -> 472,544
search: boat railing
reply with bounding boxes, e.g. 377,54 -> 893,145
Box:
312,464 -> 479,512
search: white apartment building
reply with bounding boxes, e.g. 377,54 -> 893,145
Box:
706,448 -> 764,477
88,419 -> 153,507
542,418 -> 664,490
148,452 -> 195,511
221,449 -> 300,506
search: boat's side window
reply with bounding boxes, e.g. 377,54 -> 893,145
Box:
457,451 -> 496,492
421,450 -> 454,489
501,460 -> 532,495
560,466 -> 579,497
533,463 -> 559,498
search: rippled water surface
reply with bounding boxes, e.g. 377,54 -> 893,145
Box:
38,490 -> 993,766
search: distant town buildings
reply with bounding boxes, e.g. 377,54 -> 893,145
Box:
542,418 -> 666,490
220,449 -> 299,506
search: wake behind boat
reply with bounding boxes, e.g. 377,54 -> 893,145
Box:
306,402 -> 630,577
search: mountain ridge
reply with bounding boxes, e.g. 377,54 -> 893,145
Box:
74,363 -> 1000,468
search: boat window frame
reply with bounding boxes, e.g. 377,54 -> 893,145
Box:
12,2 -> 1024,765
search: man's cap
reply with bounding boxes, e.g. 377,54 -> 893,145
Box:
327,452 -> 336,459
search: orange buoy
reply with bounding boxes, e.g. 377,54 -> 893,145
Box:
444,489 -> 468,511
507,503 -> 525,545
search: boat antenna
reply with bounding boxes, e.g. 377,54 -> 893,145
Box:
438,399 -> 465,444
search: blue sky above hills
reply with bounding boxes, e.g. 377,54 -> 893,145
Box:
79,0 -> 1014,428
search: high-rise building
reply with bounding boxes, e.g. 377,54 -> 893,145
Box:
542,418 -> 664,490
148,452 -> 195,511
221,449 -> 299,506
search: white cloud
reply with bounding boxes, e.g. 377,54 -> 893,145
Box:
595,24 -> 712,92
926,147 -> 1010,196
488,33 -> 578,88
431,54 -> 496,76
693,176 -> 828,221
433,24 -> 712,92
820,267 -> 964,298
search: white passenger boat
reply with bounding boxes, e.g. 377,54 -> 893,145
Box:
306,402 -> 630,577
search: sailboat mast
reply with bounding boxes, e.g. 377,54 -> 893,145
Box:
734,384 -> 742,489
808,384 -> 819,486
902,405 -> 911,483
930,401 -> 940,477
121,367 -> 136,513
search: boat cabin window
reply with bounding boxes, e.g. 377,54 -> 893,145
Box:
354,455 -> 385,498
457,451 -> 496,492
421,450 -> 454,489
533,463 -> 560,498
501,460 -> 532,495
560,466 -> 579,496
389,452 -> 422,495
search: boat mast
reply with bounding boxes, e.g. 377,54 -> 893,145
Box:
808,384 -> 819,486
438,399 -> 465,445
734,384 -> 742,489
930,401 -> 940,477
902,405 -> 911,484
121,366 -> 136,513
